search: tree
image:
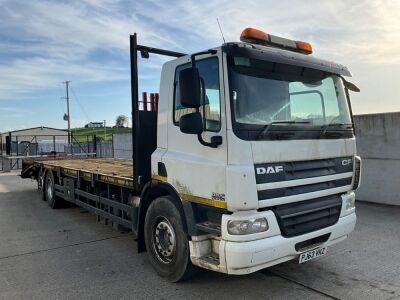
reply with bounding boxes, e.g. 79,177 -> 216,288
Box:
115,115 -> 127,127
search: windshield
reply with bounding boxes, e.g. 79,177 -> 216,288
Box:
228,55 -> 353,140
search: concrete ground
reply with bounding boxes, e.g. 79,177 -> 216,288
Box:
0,172 -> 399,300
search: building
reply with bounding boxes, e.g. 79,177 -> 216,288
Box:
0,126 -> 68,155
85,122 -> 104,128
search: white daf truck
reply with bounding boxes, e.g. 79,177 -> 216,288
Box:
21,28 -> 361,282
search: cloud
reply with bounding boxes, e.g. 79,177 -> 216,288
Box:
135,0 -> 400,64
0,0 -> 179,100
0,0 -> 399,116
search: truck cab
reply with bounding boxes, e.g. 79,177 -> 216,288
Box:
147,28 -> 360,277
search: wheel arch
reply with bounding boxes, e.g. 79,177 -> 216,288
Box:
137,180 -> 196,253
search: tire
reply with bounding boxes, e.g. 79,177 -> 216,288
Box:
44,171 -> 61,209
38,170 -> 46,201
144,196 -> 197,282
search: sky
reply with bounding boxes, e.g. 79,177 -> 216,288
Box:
0,0 -> 399,132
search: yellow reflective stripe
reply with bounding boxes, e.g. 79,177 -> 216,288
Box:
63,168 -> 78,177
43,164 -> 56,170
150,176 -> 226,209
152,175 -> 167,182
98,175 -> 134,188
81,171 -> 92,180
180,193 -> 227,209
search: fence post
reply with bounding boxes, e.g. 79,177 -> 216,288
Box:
3,157 -> 10,172
93,135 -> 97,157
6,133 -> 11,155
15,136 -> 19,169
53,136 -> 56,154
112,134 -> 114,158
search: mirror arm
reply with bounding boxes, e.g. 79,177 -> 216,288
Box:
197,134 -> 222,148
190,48 -> 218,148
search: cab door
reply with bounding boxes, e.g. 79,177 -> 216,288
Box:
162,53 -> 228,209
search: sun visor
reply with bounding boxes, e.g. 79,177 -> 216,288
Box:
223,43 -> 352,77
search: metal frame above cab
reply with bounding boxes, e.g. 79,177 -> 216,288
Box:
129,33 -> 186,191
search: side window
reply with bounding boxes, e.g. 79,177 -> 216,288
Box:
174,57 -> 221,132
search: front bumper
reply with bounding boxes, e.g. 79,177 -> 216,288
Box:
221,212 -> 356,275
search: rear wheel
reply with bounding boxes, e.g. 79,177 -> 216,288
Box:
44,171 -> 61,209
144,196 -> 197,282
38,170 -> 46,201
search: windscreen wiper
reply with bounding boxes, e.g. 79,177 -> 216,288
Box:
320,123 -> 353,136
257,121 -> 311,140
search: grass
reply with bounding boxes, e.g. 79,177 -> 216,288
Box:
71,127 -> 131,142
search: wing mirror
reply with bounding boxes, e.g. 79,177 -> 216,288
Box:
179,67 -> 202,108
342,77 -> 360,92
179,112 -> 203,134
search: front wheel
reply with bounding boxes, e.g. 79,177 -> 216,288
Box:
144,196 -> 197,282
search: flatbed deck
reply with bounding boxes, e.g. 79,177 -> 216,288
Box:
39,158 -> 133,178
22,157 -> 135,189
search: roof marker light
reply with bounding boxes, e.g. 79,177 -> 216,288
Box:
240,28 -> 269,43
295,40 -> 313,54
240,27 -> 313,55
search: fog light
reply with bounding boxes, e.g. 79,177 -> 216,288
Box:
228,218 -> 268,235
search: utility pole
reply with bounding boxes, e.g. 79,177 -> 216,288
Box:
63,81 -> 71,144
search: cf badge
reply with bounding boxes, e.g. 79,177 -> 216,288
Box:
342,159 -> 352,166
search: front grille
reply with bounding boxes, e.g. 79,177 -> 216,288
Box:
255,157 -> 353,201
255,157 -> 353,184
258,178 -> 352,200
273,195 -> 342,237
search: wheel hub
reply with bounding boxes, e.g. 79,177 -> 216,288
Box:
153,218 -> 176,263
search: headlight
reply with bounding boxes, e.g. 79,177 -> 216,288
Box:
227,218 -> 269,235
352,156 -> 361,190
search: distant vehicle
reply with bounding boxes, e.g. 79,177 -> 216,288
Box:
21,28 -> 361,282
84,122 -> 104,128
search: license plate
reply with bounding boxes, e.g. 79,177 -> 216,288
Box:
299,246 -> 327,264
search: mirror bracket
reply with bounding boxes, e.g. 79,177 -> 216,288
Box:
197,134 -> 222,148
340,76 -> 360,92
190,49 -> 217,67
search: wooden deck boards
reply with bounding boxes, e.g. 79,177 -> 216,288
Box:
40,158 -> 133,178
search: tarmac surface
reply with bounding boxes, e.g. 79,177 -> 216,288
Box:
0,171 -> 399,299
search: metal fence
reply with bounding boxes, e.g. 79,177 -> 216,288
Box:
112,133 -> 132,159
0,133 -> 109,171
64,141 -> 113,158
0,132 -> 128,172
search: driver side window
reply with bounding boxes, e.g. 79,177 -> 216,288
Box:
174,57 -> 221,132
